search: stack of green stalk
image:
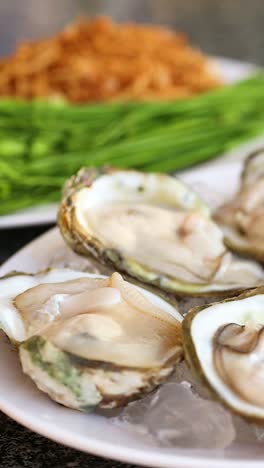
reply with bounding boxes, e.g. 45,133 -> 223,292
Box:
1,74 -> 264,215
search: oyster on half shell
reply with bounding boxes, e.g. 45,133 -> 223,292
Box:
58,167 -> 264,296
215,149 -> 264,263
183,287 -> 264,421
0,268 -> 182,410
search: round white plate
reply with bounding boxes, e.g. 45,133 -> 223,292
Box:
0,56 -> 261,229
1,160 -> 264,467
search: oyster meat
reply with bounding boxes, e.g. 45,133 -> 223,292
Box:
183,287 -> 264,421
58,167 -> 264,296
0,268 -> 183,410
215,149 -> 264,263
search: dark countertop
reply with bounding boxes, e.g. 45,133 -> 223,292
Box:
1,0 -> 264,466
0,411 -> 135,468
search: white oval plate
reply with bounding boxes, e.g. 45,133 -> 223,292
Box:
1,160 -> 264,467
0,56 -> 261,229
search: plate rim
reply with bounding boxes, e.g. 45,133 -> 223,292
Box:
1,224 -> 264,466
2,395 -> 264,468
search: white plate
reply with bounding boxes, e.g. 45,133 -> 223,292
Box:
2,160 -> 264,468
0,56 -> 261,229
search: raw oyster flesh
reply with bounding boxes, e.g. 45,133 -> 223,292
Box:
215,149 -> 264,263
183,286 -> 264,421
58,167 -> 263,296
0,268 -> 183,410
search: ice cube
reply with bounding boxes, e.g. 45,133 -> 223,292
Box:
50,245 -> 97,272
232,416 -> 257,444
177,295 -> 220,316
49,244 -> 112,274
113,382 -> 235,449
254,424 -> 264,442
169,360 -> 211,399
170,363 -> 264,445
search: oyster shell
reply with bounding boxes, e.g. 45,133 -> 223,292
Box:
215,149 -> 264,263
183,287 -> 264,421
0,268 -> 183,410
58,167 -> 264,296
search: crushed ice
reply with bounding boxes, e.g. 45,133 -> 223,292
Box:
112,362 -> 264,450
113,380 -> 235,449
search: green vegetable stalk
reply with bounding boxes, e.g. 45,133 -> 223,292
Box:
0,74 -> 264,215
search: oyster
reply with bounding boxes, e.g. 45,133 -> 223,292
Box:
183,287 -> 264,421
0,268 -> 183,410
58,167 -> 263,296
215,149 -> 264,263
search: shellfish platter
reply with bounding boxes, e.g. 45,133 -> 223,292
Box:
0,146 -> 264,468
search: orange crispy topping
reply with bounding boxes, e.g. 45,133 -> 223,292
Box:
0,17 -> 222,103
